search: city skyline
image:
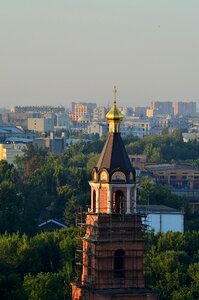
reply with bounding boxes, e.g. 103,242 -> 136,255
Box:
6,99 -> 198,112
1,1 -> 199,108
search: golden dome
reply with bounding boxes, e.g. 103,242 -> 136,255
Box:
106,86 -> 123,133
106,102 -> 123,122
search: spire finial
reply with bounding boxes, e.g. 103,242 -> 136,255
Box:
113,85 -> 117,103
106,86 -> 123,133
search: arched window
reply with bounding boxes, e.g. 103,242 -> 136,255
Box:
92,190 -> 96,213
113,190 -> 124,213
114,249 -> 125,278
111,171 -> 126,182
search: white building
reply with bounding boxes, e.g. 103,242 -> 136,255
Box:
87,122 -> 108,137
27,117 -> 54,133
93,106 -> 107,121
137,205 -> 184,233
122,118 -> 153,137
0,143 -> 27,165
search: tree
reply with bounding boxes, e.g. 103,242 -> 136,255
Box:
86,153 -> 99,175
23,272 -> 66,300
64,195 -> 78,227
15,144 -> 47,177
145,250 -> 189,299
145,231 -> 199,300
0,273 -> 26,300
188,262 -> 199,295
0,181 -> 23,233
143,144 -> 162,163
0,160 -> 19,183
138,176 -> 187,210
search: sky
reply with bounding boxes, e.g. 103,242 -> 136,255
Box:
0,0 -> 199,108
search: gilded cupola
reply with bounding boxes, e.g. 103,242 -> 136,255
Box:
106,85 -> 124,133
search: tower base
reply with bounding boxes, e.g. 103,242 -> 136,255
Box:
72,283 -> 159,300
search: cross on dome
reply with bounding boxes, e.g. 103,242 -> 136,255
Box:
106,85 -> 123,133
113,85 -> 117,103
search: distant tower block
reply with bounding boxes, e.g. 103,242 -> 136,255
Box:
71,87 -> 159,300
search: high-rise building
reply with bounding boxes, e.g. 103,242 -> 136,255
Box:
93,106 -> 108,121
133,106 -> 148,117
151,101 -> 173,115
70,102 -> 97,121
72,88 -> 158,300
173,101 -> 196,115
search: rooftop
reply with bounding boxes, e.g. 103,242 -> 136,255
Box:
96,132 -> 134,176
38,219 -> 67,230
145,163 -> 199,171
0,125 -> 24,134
137,205 -> 183,214
5,137 -> 33,143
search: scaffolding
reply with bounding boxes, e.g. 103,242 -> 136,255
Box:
74,211 -> 148,290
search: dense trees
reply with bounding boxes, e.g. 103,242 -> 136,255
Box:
0,230 -> 198,299
145,231 -> 199,300
125,130 -> 199,163
23,272 -> 66,300
1,131 -> 199,234
0,229 -> 78,300
0,132 -> 199,298
0,140 -> 101,234
138,177 -> 187,210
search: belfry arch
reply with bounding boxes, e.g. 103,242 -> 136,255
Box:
92,190 -> 96,212
112,190 -> 125,213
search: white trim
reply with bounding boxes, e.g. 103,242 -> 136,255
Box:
127,186 -> 131,214
107,186 -> 112,213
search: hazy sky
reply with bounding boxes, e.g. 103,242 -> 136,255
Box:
0,0 -> 199,108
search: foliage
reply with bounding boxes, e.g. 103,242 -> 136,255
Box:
145,231 -> 199,300
23,272 -> 66,300
0,141 -> 102,234
0,131 -> 199,298
0,273 -> 26,300
0,229 -> 79,300
1,131 -> 199,234
138,176 -> 187,210
0,230 -> 198,299
125,130 -> 199,163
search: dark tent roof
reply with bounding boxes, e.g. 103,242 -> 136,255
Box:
96,132 -> 133,174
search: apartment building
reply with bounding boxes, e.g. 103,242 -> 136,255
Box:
70,102 -> 97,121
173,101 -> 196,115
27,118 -> 54,133
151,101 -> 173,115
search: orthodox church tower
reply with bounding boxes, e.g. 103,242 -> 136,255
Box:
72,87 -> 158,300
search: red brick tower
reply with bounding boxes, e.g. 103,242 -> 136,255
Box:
72,87 -> 158,300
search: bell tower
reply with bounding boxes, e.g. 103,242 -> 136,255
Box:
72,87 -> 159,300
